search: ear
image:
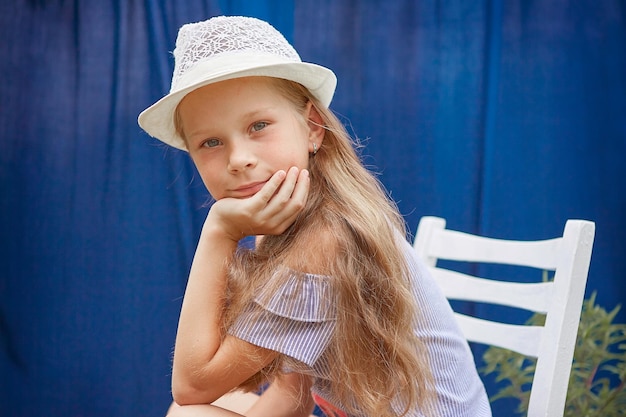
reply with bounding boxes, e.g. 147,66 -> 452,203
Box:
305,102 -> 325,145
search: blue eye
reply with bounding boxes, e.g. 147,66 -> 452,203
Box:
251,121 -> 268,132
202,138 -> 221,148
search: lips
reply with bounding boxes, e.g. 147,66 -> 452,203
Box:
231,181 -> 266,198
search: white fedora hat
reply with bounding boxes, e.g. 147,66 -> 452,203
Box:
138,16 -> 337,151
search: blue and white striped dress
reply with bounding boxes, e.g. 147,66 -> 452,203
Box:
229,237 -> 492,416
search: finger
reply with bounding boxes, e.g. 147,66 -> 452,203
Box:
289,169 -> 310,206
271,166 -> 300,201
263,167 -> 300,213
255,170 -> 286,206
263,168 -> 309,231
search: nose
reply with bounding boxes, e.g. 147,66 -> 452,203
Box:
227,139 -> 257,173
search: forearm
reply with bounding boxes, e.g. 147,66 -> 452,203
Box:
172,217 -> 239,403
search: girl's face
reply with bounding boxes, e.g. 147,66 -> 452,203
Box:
177,77 -> 321,200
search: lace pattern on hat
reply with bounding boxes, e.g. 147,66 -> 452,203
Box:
172,16 -> 301,90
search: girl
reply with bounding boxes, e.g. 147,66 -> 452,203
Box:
139,16 -> 491,417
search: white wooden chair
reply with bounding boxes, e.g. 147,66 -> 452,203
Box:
413,216 -> 595,417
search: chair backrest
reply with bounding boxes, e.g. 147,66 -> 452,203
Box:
413,216 -> 595,417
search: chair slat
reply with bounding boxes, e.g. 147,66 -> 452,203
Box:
429,267 -> 554,313
428,229 -> 562,270
454,313 -> 542,357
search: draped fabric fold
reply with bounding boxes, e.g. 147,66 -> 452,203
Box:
1,1 -> 624,416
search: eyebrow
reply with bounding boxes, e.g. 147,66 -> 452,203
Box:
240,107 -> 278,120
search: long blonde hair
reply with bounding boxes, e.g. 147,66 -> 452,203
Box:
180,77 -> 435,416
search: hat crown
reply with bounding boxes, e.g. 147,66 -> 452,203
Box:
171,16 -> 301,91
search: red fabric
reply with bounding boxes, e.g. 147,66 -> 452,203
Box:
312,393 -> 348,417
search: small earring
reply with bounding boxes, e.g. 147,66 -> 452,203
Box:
312,143 -> 318,155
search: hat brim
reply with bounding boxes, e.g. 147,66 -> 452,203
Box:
138,54 -> 337,151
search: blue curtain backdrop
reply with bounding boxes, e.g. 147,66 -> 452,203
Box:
1,1 -> 624,416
